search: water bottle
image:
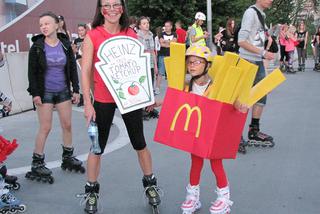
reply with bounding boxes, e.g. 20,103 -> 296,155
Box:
88,121 -> 101,154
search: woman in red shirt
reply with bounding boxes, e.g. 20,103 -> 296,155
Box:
80,0 -> 161,213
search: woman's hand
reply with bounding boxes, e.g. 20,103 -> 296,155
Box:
72,93 -> 80,104
146,100 -> 162,112
33,96 -> 42,106
84,103 -> 95,126
233,100 -> 249,113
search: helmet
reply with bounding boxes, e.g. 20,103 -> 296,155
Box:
186,45 -> 212,62
195,12 -> 206,21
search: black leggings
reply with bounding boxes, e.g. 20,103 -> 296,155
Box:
94,102 -> 147,154
280,45 -> 289,62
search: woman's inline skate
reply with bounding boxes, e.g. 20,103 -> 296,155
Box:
60,146 -> 85,173
143,174 -> 162,214
25,153 -> 54,184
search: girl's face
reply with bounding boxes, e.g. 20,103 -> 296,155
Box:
39,16 -> 58,37
299,23 -> 305,31
100,0 -> 123,24
186,56 -> 207,77
139,19 -> 150,31
78,26 -> 87,37
231,20 -> 235,29
58,20 -> 64,28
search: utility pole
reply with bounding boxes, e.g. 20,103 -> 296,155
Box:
207,0 -> 213,49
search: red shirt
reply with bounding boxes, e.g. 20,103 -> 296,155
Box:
176,28 -> 187,43
87,26 -> 137,103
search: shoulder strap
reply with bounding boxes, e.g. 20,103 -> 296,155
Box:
251,7 -> 266,31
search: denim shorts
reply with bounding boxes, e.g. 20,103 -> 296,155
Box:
251,61 -> 267,106
42,89 -> 71,104
157,55 -> 166,76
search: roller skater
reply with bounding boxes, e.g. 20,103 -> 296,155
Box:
143,175 -> 161,214
181,184 -> 201,214
25,153 -> 54,184
0,176 -> 26,214
237,136 -> 247,154
27,11 -> 82,183
0,165 -> 20,191
80,1 -> 163,213
247,124 -> 275,147
150,45 -> 246,214
61,146 -> 85,173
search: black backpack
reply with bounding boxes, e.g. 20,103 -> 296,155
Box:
235,7 -> 278,53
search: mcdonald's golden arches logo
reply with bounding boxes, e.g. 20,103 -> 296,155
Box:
170,104 -> 202,138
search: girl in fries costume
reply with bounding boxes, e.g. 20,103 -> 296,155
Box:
181,45 -> 244,214
153,45 -> 248,214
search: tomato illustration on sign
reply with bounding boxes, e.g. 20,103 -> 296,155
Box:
128,83 -> 140,96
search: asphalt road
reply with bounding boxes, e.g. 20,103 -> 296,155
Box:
0,60 -> 319,214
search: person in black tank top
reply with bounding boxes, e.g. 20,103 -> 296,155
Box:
295,21 -> 308,71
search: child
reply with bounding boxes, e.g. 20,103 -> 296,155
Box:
149,45 -> 248,214
284,25 -> 298,73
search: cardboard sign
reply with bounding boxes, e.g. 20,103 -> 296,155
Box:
95,36 -> 154,114
154,88 -> 247,159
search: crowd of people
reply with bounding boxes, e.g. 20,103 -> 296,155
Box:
0,0 -> 318,213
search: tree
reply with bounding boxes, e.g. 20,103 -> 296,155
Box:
127,0 -> 197,30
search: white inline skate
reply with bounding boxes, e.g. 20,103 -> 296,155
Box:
209,185 -> 233,214
181,184 -> 201,214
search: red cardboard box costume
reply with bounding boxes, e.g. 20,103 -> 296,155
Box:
154,45 -> 248,214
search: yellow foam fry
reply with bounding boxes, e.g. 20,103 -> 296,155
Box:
247,68 -> 286,107
168,42 -> 186,90
215,66 -> 242,104
237,64 -> 258,105
208,55 -> 224,79
229,58 -> 258,103
208,52 -> 239,99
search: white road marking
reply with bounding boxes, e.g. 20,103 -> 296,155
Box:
8,107 -> 130,176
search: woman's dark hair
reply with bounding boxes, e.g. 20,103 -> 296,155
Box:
226,18 -> 235,37
137,16 -> 150,29
58,14 -> 68,33
78,23 -> 87,29
39,11 -> 59,23
92,0 -> 129,31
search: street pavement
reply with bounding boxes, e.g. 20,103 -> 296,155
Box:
0,59 -> 319,214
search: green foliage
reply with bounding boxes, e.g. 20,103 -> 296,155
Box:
127,0 -> 197,30
127,0 -> 316,35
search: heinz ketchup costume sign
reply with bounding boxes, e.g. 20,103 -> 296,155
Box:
95,36 -> 154,114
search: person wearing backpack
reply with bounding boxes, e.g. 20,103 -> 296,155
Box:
237,0 -> 275,150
